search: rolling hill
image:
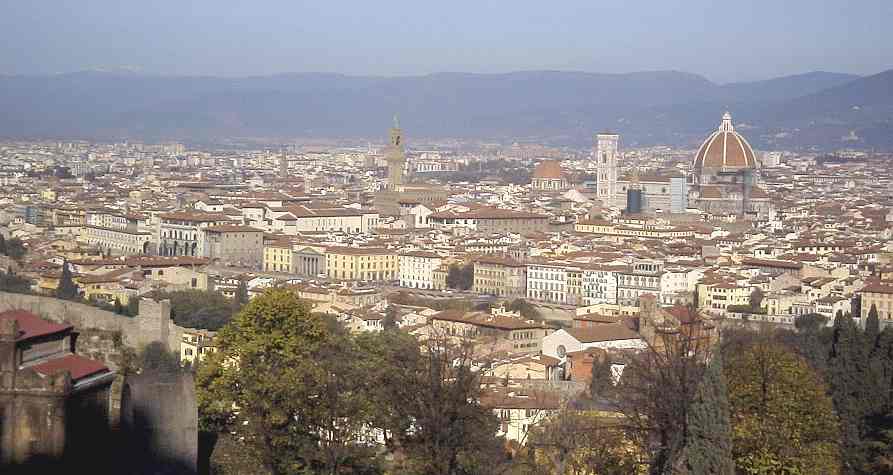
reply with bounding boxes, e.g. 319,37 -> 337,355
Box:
0,68 -> 888,149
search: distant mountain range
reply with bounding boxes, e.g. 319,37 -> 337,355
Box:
0,68 -> 890,149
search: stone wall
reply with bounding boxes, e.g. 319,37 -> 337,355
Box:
0,292 -> 186,354
122,372 -> 198,474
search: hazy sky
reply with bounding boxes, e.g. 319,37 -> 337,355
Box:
2,0 -> 890,83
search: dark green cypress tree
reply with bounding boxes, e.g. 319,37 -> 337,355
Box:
866,304 -> 881,348
382,305 -> 399,330
236,280 -> 249,306
681,347 -> 734,475
56,261 -> 78,300
830,311 -> 870,472
0,234 -> 6,255
589,352 -> 614,399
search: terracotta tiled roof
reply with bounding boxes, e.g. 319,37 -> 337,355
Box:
693,113 -> 757,171
431,310 -> 549,331
532,160 -> 563,179
860,280 -> 893,295
204,225 -> 264,233
31,354 -> 110,382
0,310 -> 73,341
565,324 -> 641,343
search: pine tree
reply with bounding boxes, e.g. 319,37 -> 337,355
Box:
56,261 -> 78,300
682,347 -> 734,475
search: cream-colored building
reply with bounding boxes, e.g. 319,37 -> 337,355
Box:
429,309 -> 553,354
157,211 -> 232,257
180,330 -> 217,365
859,280 -> 893,322
473,255 -> 527,298
697,282 -> 752,313
263,239 -> 295,273
325,247 -> 398,282
399,251 -> 442,289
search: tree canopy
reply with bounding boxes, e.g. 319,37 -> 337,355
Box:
197,289 -> 505,474
56,261 -> 79,300
151,289 -> 236,330
446,263 -> 474,290
725,339 -> 841,474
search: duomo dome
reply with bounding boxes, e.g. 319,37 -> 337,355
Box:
692,112 -> 758,175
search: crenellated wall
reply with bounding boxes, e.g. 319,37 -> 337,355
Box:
0,292 -> 186,354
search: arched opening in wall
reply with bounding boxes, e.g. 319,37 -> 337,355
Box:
143,242 -> 150,255
191,243 -> 197,256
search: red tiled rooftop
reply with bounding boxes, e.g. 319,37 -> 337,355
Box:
31,354 -> 110,382
0,310 -> 73,341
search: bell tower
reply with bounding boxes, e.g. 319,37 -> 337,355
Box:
595,133 -> 620,207
386,115 -> 405,190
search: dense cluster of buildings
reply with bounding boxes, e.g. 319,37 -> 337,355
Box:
2,111 -> 892,448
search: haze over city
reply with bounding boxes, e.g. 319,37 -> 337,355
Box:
1,2 -> 893,475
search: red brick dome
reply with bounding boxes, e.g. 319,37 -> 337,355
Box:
532,160 -> 563,179
693,112 -> 758,172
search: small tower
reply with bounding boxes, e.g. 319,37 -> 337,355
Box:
595,133 -> 620,207
279,150 -> 288,178
386,115 -> 406,190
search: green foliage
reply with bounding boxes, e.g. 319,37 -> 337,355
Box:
357,330 -> 503,475
234,280 -> 249,308
508,298 -> 543,321
589,354 -> 613,399
778,307 -> 893,474
527,409 -> 638,475
196,288 -> 331,473
614,331 -> 709,474
382,304 -> 399,330
749,287 -> 764,312
0,268 -> 31,293
682,347 -> 733,475
725,340 -> 841,474
829,311 -> 874,472
56,261 -> 79,300
139,341 -> 183,375
726,304 -> 766,314
198,290 -> 506,475
0,236 -> 27,260
126,297 -> 140,317
446,263 -> 474,290
151,289 -> 236,330
866,304 -> 880,348
865,411 -> 893,474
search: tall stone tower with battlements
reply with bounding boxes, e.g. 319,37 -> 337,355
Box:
595,133 -> 620,207
386,116 -> 406,190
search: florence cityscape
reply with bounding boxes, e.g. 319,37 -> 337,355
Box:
0,1 -> 892,474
